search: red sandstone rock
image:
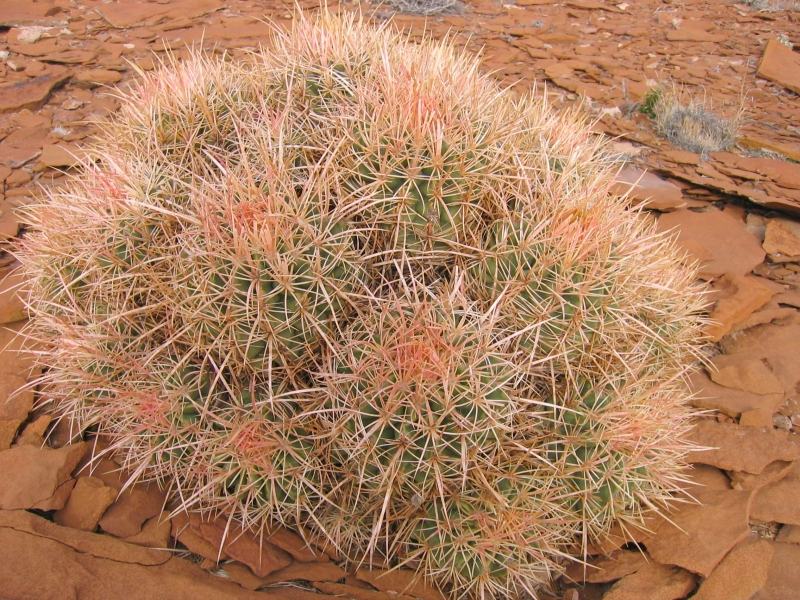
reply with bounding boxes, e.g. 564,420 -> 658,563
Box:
750,460 -> 800,526
646,489 -> 752,578
122,512 -> 172,548
54,476 -> 118,532
198,517 -> 293,578
757,40 -> 800,96
728,460 -> 794,492
171,511 -> 230,563
264,525 -> 328,562
691,538 -> 773,600
688,369 -> 784,418
256,561 -> 347,585
356,567 -> 448,600
707,353 -> 783,395
657,209 -> 765,280
705,274 -> 773,341
0,442 -> 86,510
0,418 -> 20,451
611,167 -> 686,211
98,481 -> 166,538
753,541 -> 800,598
563,549 -> 647,584
39,143 -> 88,168
0,509 -> 271,599
314,582 -> 417,600
74,69 -> 124,89
687,420 -> 800,474
720,323 -> 800,394
0,69 -> 72,114
775,524 -> 800,543
601,561 -> 696,600
763,219 -> 800,259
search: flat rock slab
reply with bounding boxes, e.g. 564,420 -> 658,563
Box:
687,420 -> 800,474
602,561 -> 696,600
657,208 -> 765,280
763,218 -> 800,258
0,509 -> 168,566
691,538 -> 773,600
721,323 -> 800,395
96,0 -> 223,28
0,2 -> 69,27
0,510 -> 270,600
0,442 -> 86,510
752,541 -> 800,599
750,460 -> 800,526
646,489 -> 753,578
757,40 -> 800,96
0,69 -> 72,114
356,568 -> 448,600
611,167 -> 686,211
564,549 -> 647,584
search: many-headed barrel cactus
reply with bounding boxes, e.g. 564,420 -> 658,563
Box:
15,12 -> 707,600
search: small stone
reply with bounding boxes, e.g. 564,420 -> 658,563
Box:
687,420 -> 800,474
602,561 -> 696,600
74,69 -> 124,89
54,476 -> 118,531
0,442 -> 86,510
646,489 -> 752,578
728,460 -> 794,491
763,219 -> 800,258
690,538 -> 773,600
750,460 -> 800,526
657,208 -> 765,280
757,39 -> 800,96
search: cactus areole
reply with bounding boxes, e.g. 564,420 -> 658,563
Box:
16,12 -> 707,600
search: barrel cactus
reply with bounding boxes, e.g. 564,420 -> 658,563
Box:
15,11 -> 707,600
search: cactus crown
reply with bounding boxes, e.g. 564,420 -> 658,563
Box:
15,11 -> 707,600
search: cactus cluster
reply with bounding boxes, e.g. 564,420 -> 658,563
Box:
16,12 -> 707,600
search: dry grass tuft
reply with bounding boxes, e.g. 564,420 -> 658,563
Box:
385,0 -> 463,16
650,86 -> 741,156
